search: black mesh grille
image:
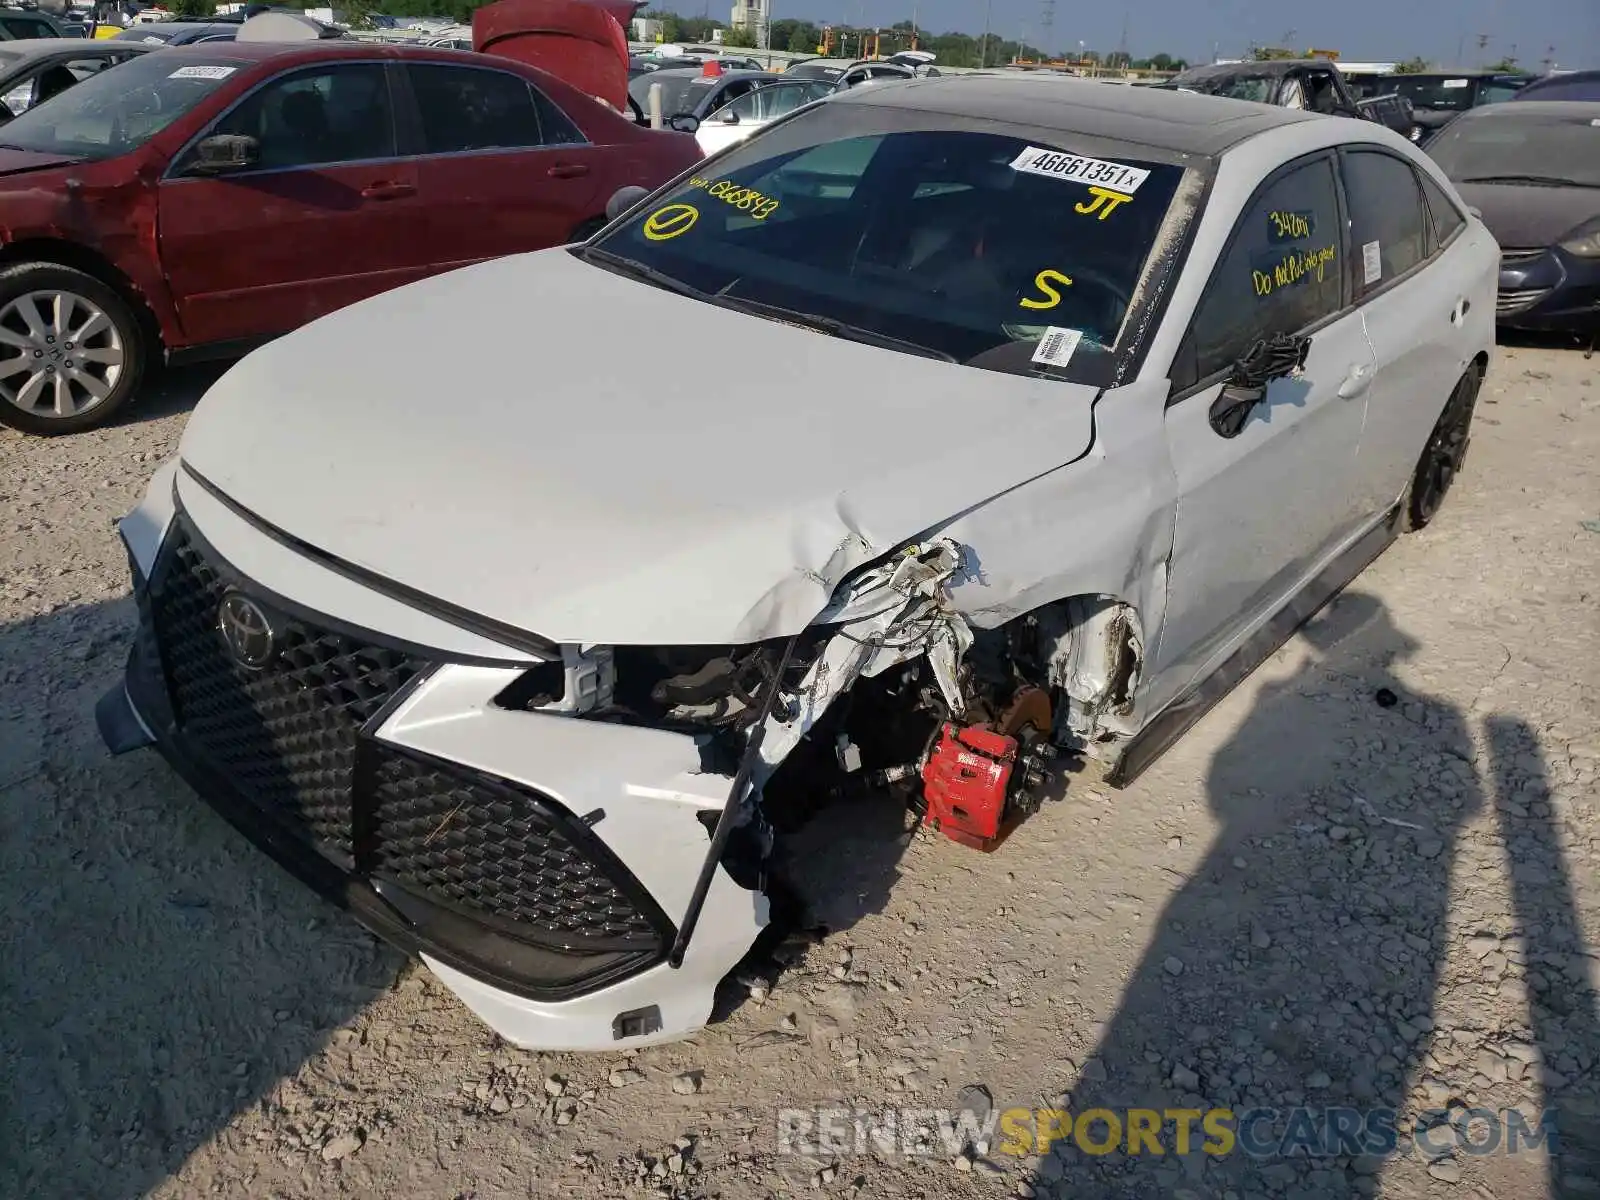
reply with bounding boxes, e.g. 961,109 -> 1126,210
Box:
134,510 -> 669,972
148,519 -> 427,857
367,747 -> 662,944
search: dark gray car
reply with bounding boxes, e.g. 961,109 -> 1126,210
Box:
626,66 -> 780,122
113,21 -> 239,46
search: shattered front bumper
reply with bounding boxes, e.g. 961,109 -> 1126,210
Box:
97,468 -> 765,1050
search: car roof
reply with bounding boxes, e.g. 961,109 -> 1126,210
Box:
1449,98 -> 1600,121
1175,59 -> 1340,80
828,72 -> 1321,156
0,36 -> 142,59
643,66 -> 775,82
145,39 -> 521,67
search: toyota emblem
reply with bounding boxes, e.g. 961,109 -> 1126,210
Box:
216,592 -> 275,669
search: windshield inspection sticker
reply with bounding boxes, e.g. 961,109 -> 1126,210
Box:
1009,146 -> 1150,194
1031,326 -> 1084,369
1362,239 -> 1383,285
642,203 -> 699,241
1442,78 -> 1470,88
168,65 -> 236,80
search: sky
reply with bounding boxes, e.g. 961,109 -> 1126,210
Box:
754,0 -> 1599,69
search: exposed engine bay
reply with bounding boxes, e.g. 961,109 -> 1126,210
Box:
498,539 -> 1143,858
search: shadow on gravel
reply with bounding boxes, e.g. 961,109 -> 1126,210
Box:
1486,716 -> 1600,1196
1028,591 -> 1486,1199
0,598 -> 402,1200
115,361 -> 231,429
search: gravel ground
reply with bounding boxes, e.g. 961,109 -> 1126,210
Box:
1,343 -> 1596,1200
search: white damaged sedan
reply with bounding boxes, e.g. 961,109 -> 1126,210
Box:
98,75 -> 1497,1050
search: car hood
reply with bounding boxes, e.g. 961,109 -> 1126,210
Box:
179,248 -> 1102,647
0,147 -> 82,177
1457,181 -> 1600,249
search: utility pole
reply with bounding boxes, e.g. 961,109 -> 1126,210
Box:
1039,0 -> 1054,60
979,0 -> 992,68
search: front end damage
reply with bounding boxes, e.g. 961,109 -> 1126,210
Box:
100,468 -> 1143,1050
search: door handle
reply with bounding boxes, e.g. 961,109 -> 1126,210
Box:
360,181 -> 416,201
1337,363 -> 1372,400
1451,298 -> 1471,326
547,163 -> 590,179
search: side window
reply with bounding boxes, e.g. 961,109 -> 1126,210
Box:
528,84 -> 583,145
202,64 -> 395,171
1342,150 -> 1429,295
407,64 -> 546,153
1182,156 -> 1343,387
1418,171 -> 1466,249
708,88 -> 765,123
1,17 -> 55,39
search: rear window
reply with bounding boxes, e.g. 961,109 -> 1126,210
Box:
1385,77 -> 1478,112
0,52 -> 243,160
589,107 -> 1192,382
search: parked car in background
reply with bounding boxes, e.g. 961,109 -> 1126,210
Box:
0,37 -> 150,120
1166,59 -> 1414,134
694,72 -> 833,154
0,7 -> 65,39
833,51 -> 939,90
626,65 -> 778,124
781,56 -> 854,83
1357,71 -> 1527,143
115,21 -> 239,45
1512,69 -> 1600,103
1427,101 -> 1600,333
0,41 -> 700,433
97,76 -> 1494,1053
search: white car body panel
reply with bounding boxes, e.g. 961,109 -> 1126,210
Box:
106,90 -> 1499,1052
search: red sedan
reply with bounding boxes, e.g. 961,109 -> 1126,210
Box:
0,41 -> 701,433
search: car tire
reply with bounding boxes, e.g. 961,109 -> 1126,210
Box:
1402,365 -> 1481,532
0,261 -> 147,436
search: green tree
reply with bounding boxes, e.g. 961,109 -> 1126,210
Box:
172,0 -> 216,15
1394,56 -> 1431,73
1486,55 -> 1527,74
722,24 -> 757,48
1250,45 -> 1298,60
337,0 -> 376,29
1149,52 -> 1174,70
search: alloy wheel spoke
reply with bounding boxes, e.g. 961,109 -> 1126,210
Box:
54,372 -> 75,417
14,368 -> 49,412
72,310 -> 110,345
67,369 -> 109,402
75,344 -> 123,367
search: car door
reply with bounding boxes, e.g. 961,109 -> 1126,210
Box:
402,60 -> 601,266
1152,152 -> 1375,694
158,61 -> 426,347
697,78 -> 830,155
1342,149 -> 1496,518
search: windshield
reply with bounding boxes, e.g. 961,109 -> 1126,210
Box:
1429,112 -> 1600,188
1177,73 -> 1274,103
588,107 -> 1192,381
627,72 -> 701,116
0,52 -> 242,160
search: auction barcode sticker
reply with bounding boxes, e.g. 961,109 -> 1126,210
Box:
169,65 -> 236,80
1032,326 -> 1084,369
1009,146 -> 1150,194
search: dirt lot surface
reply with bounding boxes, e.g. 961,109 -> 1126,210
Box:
1,343 -> 1597,1200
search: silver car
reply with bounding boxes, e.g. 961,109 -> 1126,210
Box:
99,75 -> 1497,1051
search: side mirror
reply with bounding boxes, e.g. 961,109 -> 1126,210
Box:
1209,333 -> 1311,439
666,112 -> 700,134
605,184 -> 650,222
189,133 -> 259,175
